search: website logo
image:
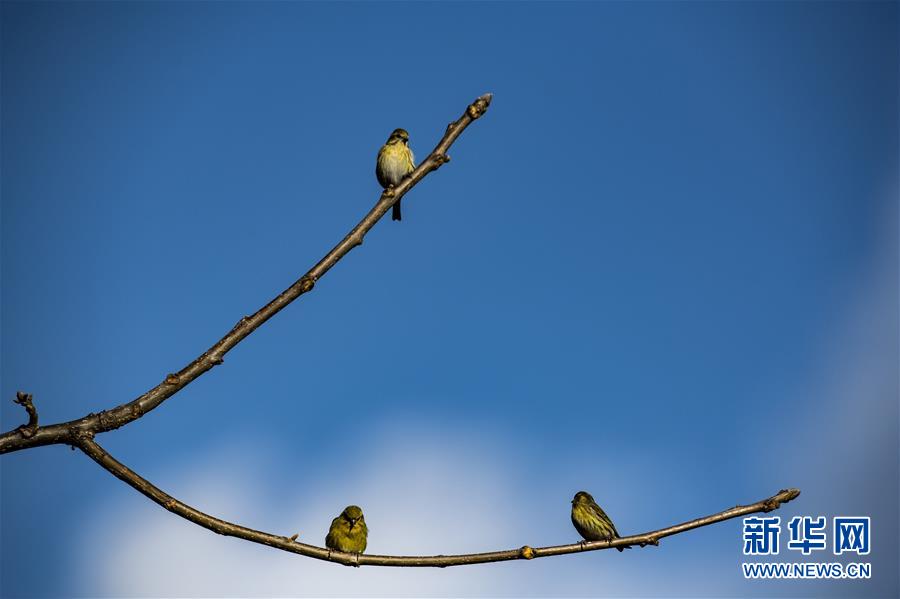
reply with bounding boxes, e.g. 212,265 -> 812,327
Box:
741,515 -> 872,580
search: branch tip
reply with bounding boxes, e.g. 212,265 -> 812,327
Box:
467,93 -> 493,119
781,488 -> 801,501
762,488 -> 801,511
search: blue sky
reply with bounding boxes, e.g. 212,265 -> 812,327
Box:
1,1 -> 897,597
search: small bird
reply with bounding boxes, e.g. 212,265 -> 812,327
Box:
571,491 -> 627,551
376,128 -> 415,221
325,505 -> 368,553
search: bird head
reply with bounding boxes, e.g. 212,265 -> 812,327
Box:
387,128 -> 410,145
572,491 -> 595,505
341,505 -> 365,530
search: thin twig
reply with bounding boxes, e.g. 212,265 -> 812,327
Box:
12,392 -> 39,438
0,93 -> 493,455
77,435 -> 800,568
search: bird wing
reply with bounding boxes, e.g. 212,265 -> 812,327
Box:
589,503 -> 620,538
376,146 -> 390,188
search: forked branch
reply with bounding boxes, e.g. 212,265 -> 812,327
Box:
77,434 -> 799,567
2,92 -> 802,570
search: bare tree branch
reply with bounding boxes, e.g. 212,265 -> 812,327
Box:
2,92 -> 803,571
0,93 -> 493,455
76,434 -> 800,567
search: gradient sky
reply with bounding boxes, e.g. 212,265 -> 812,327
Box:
1,2 -> 898,597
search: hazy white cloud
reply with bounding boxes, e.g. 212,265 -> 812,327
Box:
775,188 -> 897,492
760,192 -> 899,598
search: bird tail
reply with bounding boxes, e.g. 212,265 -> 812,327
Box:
392,199 -> 402,221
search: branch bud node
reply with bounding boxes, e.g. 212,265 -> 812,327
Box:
519,545 -> 535,559
299,276 -> 315,293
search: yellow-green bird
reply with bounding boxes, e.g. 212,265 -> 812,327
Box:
571,491 -> 627,551
325,505 -> 368,553
376,128 -> 415,221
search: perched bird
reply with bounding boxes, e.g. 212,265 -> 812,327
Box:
571,491 -> 627,551
325,505 -> 368,553
376,128 -> 415,221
